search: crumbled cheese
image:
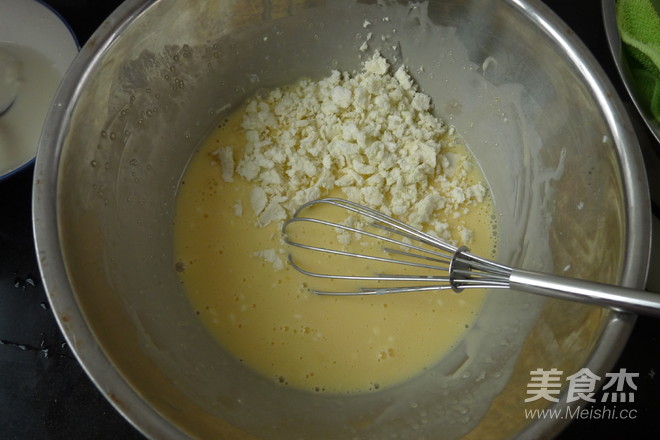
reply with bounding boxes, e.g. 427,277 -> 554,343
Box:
253,249 -> 284,271
466,183 -> 486,203
233,200 -> 243,217
213,146 -> 235,183
359,32 -> 374,52
363,54 -> 389,75
409,194 -> 444,228
258,199 -> 287,227
251,187 -> 268,216
336,215 -> 360,246
394,65 -> 413,90
225,52 -> 485,245
458,227 -> 473,245
331,85 -> 352,108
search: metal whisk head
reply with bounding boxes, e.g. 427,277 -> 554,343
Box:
282,198 -> 512,295
281,198 -> 660,317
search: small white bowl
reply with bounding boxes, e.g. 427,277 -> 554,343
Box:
0,0 -> 78,180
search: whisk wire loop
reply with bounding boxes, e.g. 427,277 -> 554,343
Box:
283,198 -> 512,294
282,198 -> 660,317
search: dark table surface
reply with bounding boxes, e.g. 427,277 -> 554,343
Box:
1,0 -> 659,439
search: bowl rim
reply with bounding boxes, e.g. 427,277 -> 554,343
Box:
513,0 -> 651,435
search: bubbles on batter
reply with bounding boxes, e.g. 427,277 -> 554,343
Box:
369,382 -> 381,391
377,347 -> 397,361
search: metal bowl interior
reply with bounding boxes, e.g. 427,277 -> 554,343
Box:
33,0 -> 650,439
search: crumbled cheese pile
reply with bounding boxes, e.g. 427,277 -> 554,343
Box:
218,52 -> 486,246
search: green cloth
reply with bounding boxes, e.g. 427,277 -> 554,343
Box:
616,0 -> 660,122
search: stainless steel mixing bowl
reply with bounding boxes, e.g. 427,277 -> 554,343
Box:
33,0 -> 651,438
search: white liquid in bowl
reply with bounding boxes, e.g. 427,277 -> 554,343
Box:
0,42 -> 61,177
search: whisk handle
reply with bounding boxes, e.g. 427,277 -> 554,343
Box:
509,269 -> 660,317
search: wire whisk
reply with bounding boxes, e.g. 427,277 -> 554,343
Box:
282,198 -> 660,317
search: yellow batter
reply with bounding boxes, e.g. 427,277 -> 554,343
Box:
173,108 -> 497,394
